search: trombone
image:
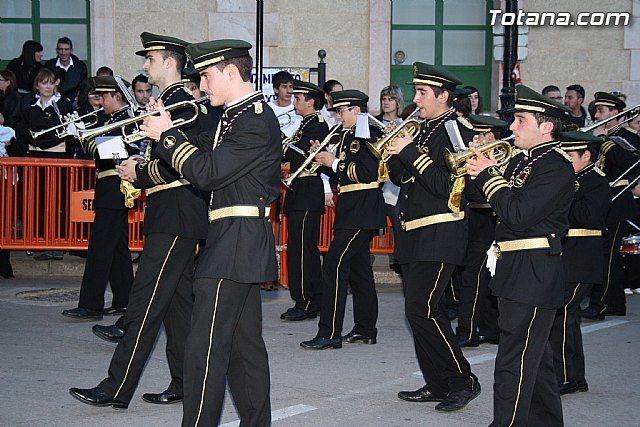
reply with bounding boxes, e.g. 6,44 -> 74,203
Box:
580,104 -> 640,135
30,108 -> 104,140
77,96 -> 208,144
282,124 -> 343,189
277,111 -> 293,128
443,135 -> 515,178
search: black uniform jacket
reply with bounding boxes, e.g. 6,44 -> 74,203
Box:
282,112 -> 328,214
16,93 -> 75,152
133,83 -> 208,239
318,126 -> 386,231
154,91 -> 282,283
388,110 -> 471,266
474,140 -> 575,309
81,107 -> 139,210
599,138 -> 640,225
562,164 -> 610,285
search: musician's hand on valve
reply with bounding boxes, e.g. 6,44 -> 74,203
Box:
471,132 -> 496,149
117,158 -> 138,182
315,151 -> 336,167
466,147 -> 497,177
385,130 -> 412,156
140,99 -> 172,141
309,139 -> 321,153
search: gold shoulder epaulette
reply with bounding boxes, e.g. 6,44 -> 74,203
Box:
457,116 -> 473,130
183,86 -> 193,96
317,113 -> 325,123
255,102 -> 263,114
554,147 -> 573,162
511,147 -> 523,157
601,140 -> 615,155
593,166 -> 606,176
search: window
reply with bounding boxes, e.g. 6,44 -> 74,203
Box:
0,0 -> 91,69
390,0 -> 492,108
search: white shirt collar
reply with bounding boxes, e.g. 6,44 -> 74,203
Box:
55,56 -> 74,71
32,93 -> 61,110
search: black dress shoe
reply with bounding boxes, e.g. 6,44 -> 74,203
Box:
581,307 -> 605,321
300,336 -> 342,350
559,380 -> 578,395
456,335 -> 479,347
435,383 -> 481,412
343,330 -> 376,344
576,378 -> 589,392
103,306 -> 127,315
142,389 -> 183,404
397,385 -> 445,403
280,307 -> 317,321
93,324 -> 124,342
62,307 -> 103,320
447,308 -> 458,320
602,307 -> 626,316
69,386 -> 128,409
478,335 -> 499,345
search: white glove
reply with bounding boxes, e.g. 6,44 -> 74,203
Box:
486,241 -> 497,277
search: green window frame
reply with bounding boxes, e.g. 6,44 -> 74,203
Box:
390,0 -> 493,109
0,0 -> 91,70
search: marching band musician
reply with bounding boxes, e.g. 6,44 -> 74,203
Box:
582,92 -> 640,320
466,85 -> 574,426
300,89 -> 386,350
550,130 -> 610,396
280,80 -> 329,321
62,76 -> 136,321
455,114 -> 507,348
385,62 -> 480,412
70,32 -> 208,410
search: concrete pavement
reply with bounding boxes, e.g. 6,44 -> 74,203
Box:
0,272 -> 638,426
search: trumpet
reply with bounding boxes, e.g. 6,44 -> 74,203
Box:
277,111 -> 293,128
443,135 -> 515,178
282,124 -> 343,189
580,104 -> 639,135
77,96 -> 208,144
367,108 -> 422,162
30,108 -> 104,140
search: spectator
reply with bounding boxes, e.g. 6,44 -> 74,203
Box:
375,85 -> 404,126
564,84 -> 593,128
453,87 -> 473,118
320,79 -> 343,127
464,85 -> 485,115
610,90 -> 627,103
76,78 -> 102,116
131,74 -> 152,111
7,40 -> 44,93
267,70 -> 301,138
45,37 -> 88,103
96,66 -> 114,77
0,70 -> 21,130
542,85 -> 563,102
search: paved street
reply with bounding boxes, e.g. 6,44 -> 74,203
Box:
0,273 -> 638,427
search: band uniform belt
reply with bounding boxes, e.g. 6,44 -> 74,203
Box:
494,237 -> 549,259
468,202 -> 492,209
208,205 -> 271,223
567,228 -> 602,237
401,211 -> 465,231
339,182 -> 379,193
97,169 -> 119,179
610,179 -> 629,188
145,178 -> 190,196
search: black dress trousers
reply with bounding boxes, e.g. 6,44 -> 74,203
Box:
590,223 -> 625,314
78,207 -> 133,311
491,298 -> 563,427
182,279 -> 270,427
98,233 -> 197,403
286,210 -> 322,312
317,228 -> 378,339
403,261 -> 477,396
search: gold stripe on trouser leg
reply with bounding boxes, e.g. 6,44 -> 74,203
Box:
469,254 -> 488,340
450,281 -> 458,302
508,307 -> 538,427
427,262 -> 463,374
195,278 -> 224,427
114,236 -> 179,398
562,284 -> 580,382
600,224 -> 621,310
301,211 -> 308,308
331,230 -> 361,339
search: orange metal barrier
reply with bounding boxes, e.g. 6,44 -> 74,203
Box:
0,159 -> 395,285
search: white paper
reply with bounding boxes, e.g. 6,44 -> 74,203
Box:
96,136 -> 128,161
